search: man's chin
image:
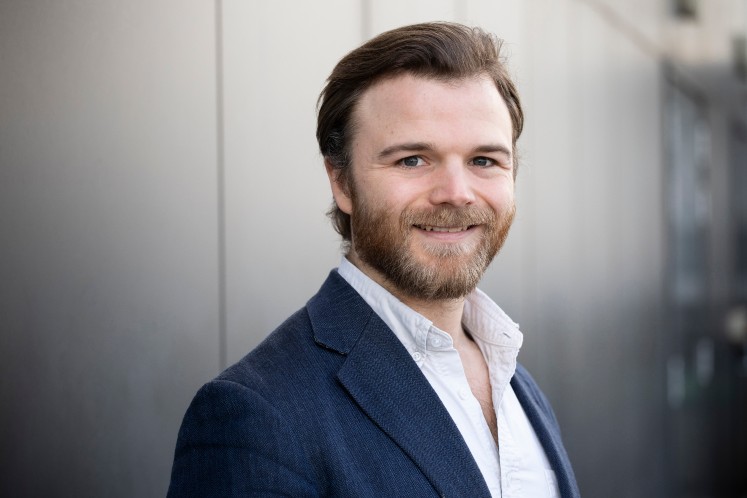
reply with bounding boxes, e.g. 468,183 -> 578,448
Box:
410,245 -> 482,267
396,258 -> 487,299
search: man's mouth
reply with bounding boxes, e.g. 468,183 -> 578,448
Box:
414,224 -> 473,233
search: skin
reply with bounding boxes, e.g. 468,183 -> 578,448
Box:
325,73 -> 516,442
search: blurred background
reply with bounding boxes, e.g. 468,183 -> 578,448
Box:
1,0 -> 746,496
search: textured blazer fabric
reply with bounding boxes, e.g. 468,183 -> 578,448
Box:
167,271 -> 580,497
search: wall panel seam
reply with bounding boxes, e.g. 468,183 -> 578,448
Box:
215,0 -> 227,371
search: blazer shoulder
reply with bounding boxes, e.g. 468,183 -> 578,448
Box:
218,306 -> 338,394
168,378 -> 318,497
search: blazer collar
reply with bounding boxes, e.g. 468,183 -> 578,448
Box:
307,271 -> 491,497
307,270 -> 374,354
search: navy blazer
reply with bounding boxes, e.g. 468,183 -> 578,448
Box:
168,271 -> 580,497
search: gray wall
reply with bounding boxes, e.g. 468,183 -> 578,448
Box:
1,1 -> 220,496
1,0 -> 744,496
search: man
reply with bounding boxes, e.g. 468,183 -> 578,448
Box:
168,22 -> 579,497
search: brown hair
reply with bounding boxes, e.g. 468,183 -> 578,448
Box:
316,22 -> 524,242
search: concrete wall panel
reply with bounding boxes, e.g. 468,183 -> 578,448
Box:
0,1 -> 220,496
221,0 -> 361,364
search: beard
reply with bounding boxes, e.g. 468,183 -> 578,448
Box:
350,190 -> 515,301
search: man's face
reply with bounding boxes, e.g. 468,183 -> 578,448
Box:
327,73 -> 516,301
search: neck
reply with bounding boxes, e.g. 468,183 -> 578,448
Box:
346,252 -> 470,342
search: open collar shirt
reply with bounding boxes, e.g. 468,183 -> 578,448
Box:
337,257 -> 560,498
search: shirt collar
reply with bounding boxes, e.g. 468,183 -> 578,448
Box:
336,257 -> 523,353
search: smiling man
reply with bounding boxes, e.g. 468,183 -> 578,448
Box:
168,22 -> 579,498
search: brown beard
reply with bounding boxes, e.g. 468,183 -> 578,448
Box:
350,189 -> 515,300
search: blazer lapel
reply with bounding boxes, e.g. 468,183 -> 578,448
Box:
308,271 -> 491,498
511,366 -> 580,498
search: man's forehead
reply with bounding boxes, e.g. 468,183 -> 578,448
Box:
353,73 -> 503,122
351,72 -> 512,140
359,72 -> 499,102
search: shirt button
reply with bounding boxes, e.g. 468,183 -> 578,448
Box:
431,337 -> 443,348
412,351 -> 423,362
458,388 -> 469,400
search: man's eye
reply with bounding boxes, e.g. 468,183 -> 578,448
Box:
472,157 -> 496,167
400,156 -> 424,167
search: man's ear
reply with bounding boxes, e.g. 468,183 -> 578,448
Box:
325,159 -> 353,215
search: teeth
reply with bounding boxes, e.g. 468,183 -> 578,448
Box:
417,225 -> 469,233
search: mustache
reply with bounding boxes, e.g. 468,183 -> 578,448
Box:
401,206 -> 497,227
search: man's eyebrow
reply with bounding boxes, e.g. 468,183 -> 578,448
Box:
473,144 -> 513,158
376,142 -> 435,160
376,142 -> 513,160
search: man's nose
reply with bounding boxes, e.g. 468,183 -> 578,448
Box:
428,161 -> 476,206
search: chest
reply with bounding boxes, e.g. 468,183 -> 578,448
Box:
458,342 -> 498,442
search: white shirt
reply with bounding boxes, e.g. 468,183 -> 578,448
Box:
337,258 -> 559,498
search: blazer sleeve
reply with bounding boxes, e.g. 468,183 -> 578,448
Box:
167,379 -> 317,498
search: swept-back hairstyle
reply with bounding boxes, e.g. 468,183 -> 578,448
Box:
316,22 -> 524,242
